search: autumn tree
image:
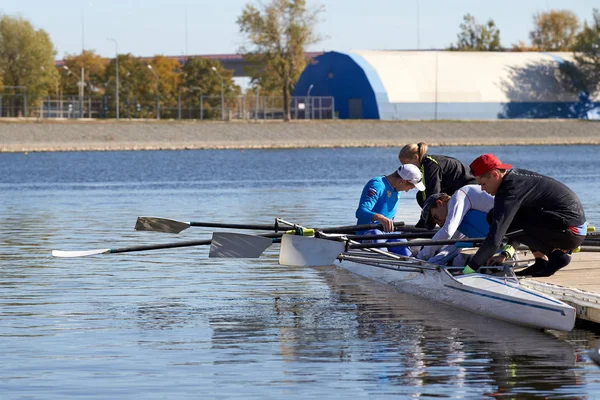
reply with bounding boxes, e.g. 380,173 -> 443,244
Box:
237,0 -> 323,121
146,55 -> 184,118
449,14 -> 502,51
572,8 -> 600,97
530,9 -> 580,51
0,14 -> 57,116
61,50 -> 108,96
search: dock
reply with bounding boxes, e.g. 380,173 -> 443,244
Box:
519,251 -> 600,326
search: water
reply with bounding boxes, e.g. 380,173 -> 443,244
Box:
1,145 -> 600,398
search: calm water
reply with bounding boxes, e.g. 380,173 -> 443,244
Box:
2,145 -> 600,399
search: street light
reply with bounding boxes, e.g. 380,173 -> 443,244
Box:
107,38 -> 119,119
306,84 -> 314,119
211,66 -> 225,121
63,65 -> 85,118
147,64 -> 160,120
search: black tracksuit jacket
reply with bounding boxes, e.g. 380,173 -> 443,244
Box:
468,168 -> 586,269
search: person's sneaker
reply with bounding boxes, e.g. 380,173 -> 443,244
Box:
515,258 -> 548,277
531,251 -> 571,277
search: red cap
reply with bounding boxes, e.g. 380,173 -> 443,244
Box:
470,154 -> 513,177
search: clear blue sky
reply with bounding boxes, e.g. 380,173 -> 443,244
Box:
1,0 -> 598,59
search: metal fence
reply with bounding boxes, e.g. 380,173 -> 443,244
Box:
26,94 -> 335,121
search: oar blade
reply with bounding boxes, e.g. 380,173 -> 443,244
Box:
135,217 -> 190,234
51,248 -> 111,258
279,235 -> 345,267
209,232 -> 273,258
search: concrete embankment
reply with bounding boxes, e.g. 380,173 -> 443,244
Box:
0,119 -> 599,152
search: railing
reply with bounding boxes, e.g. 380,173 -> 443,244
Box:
25,95 -> 336,121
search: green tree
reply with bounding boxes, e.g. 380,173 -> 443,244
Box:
449,14 -> 502,51
0,14 -> 57,116
61,50 -> 108,96
181,57 -> 239,119
572,9 -> 600,97
237,0 -> 323,121
104,53 -> 150,118
530,9 -> 580,51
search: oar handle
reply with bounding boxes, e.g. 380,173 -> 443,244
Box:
348,230 -> 524,250
338,232 -> 436,241
189,222 -> 282,230
349,237 -> 485,250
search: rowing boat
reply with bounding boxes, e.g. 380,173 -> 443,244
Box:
278,234 -> 576,332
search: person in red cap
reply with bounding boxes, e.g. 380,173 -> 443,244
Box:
465,154 -> 588,277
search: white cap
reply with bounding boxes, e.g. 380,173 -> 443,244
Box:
397,164 -> 425,191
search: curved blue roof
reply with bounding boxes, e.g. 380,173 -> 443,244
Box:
293,51 -> 384,119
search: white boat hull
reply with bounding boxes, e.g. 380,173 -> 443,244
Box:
339,258 -> 576,332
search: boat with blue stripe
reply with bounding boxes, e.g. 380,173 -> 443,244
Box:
279,234 -> 576,332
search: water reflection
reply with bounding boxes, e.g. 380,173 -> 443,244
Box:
207,264 -> 585,397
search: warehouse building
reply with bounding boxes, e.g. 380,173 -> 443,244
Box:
293,50 -> 600,120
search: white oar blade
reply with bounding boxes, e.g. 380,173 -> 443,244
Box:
209,232 -> 273,258
135,217 -> 190,234
279,235 -> 345,267
51,248 -> 111,258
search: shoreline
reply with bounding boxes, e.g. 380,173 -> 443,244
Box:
1,120 -> 599,152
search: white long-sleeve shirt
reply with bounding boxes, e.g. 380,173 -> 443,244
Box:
418,185 -> 494,261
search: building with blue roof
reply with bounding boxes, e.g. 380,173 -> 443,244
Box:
293,50 -> 600,120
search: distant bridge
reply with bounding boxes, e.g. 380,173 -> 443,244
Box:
56,52 -> 324,77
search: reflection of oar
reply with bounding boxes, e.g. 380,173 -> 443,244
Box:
135,216 -> 414,234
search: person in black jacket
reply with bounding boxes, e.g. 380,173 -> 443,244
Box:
465,154 -> 588,277
399,142 -> 476,226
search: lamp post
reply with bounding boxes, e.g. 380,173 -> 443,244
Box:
63,65 -> 85,118
306,84 -> 314,120
211,66 -> 225,121
147,65 -> 160,120
107,38 -> 119,119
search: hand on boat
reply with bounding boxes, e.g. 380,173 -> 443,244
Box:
487,254 -> 507,266
373,214 -> 394,232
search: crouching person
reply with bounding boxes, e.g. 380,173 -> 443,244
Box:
355,164 -> 425,256
465,154 -> 587,277
417,184 -> 494,266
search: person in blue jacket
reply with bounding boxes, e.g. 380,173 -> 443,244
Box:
355,164 -> 425,256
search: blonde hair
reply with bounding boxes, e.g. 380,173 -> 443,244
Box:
399,142 -> 428,163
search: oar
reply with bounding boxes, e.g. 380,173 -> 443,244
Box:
207,230 -> 439,258
134,216 -> 414,234
52,220 -> 419,258
52,232 -> 282,258
135,216 -> 297,234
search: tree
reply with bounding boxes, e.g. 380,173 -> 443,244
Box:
0,14 -> 57,116
237,0 -> 323,121
147,55 -> 183,117
181,57 -> 239,119
104,53 -> 149,118
572,9 -> 600,97
449,14 -> 502,51
61,50 -> 108,96
529,10 -> 580,51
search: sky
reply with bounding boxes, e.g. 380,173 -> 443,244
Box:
1,0 -> 598,59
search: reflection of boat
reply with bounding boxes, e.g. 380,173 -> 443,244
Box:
320,265 -> 576,366
277,266 -> 579,397
279,235 -> 576,331
326,266 -> 579,391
